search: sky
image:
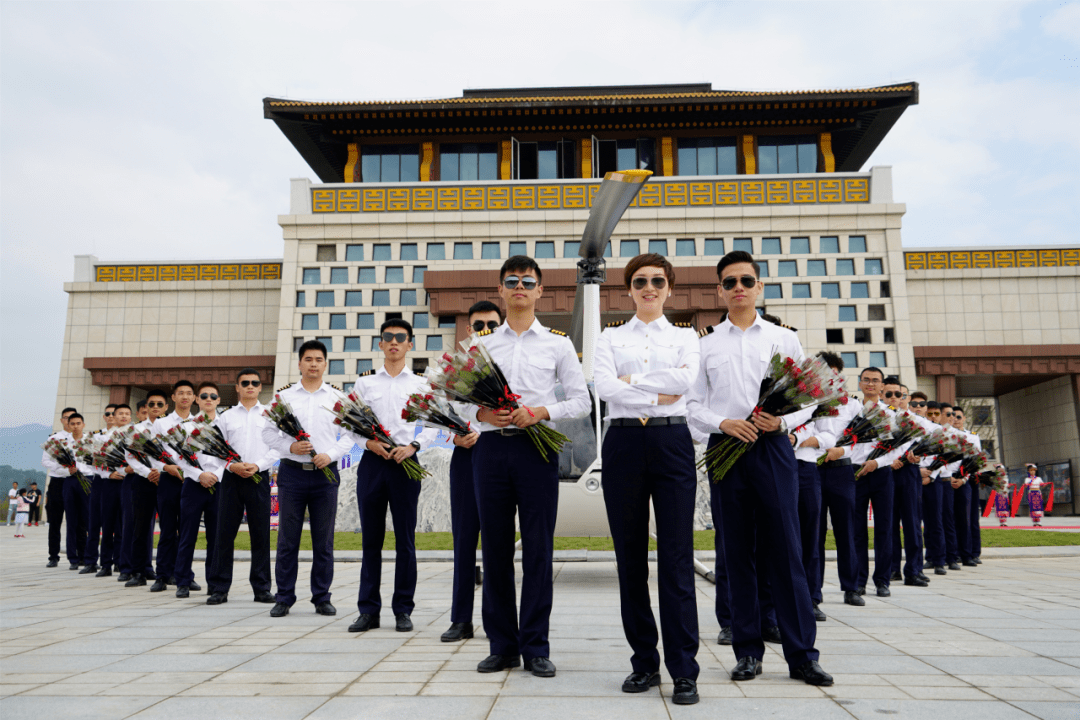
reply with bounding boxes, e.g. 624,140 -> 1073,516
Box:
1,0 -> 1078,427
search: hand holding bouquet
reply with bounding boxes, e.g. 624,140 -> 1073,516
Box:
186,414 -> 260,486
264,395 -> 337,483
97,434 -> 133,475
164,424 -> 203,470
325,391 -> 428,481
868,409 -> 928,462
402,393 -> 473,437
925,432 -> 971,472
42,437 -> 91,494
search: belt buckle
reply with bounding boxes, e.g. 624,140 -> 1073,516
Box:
302,462 -> 315,471
638,417 -> 648,427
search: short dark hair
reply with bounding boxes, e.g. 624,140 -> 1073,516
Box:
500,255 -> 542,284
815,350 -> 844,372
623,253 -> 675,290
910,391 -> 928,402
67,413 -> 84,423
171,380 -> 195,394
146,391 -> 168,402
298,340 -> 327,360
468,300 -> 503,321
716,251 -> 761,281
104,404 -> 117,411
926,401 -> 941,410
940,402 -> 953,410
114,403 -> 131,412
899,384 -> 909,392
236,368 -> 261,383
197,381 -> 219,394
860,367 -> 885,381
61,407 -> 77,415
380,318 -> 413,339
136,400 -> 147,410
883,375 -> 901,386
30,482 -> 37,487
952,407 -> 965,416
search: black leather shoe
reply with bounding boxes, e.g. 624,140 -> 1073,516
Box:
876,585 -> 891,597
125,574 -> 146,587
962,559 -> 977,567
441,622 -> 474,642
524,657 -> 556,677
731,656 -> 762,681
166,576 -> 178,586
812,603 -> 827,622
934,566 -> 948,576
117,572 -> 131,582
762,625 -> 782,644
46,560 -> 58,568
844,590 -> 865,606
974,557 -> 982,565
149,578 -> 168,592
189,581 -> 202,591
904,576 -> 929,587
948,562 -> 962,571
207,592 -> 228,605
790,660 -> 834,686
890,571 -> 902,582
621,671 -> 660,693
96,567 -> 112,577
477,654 -> 520,673
270,602 -> 290,618
717,627 -> 733,645
253,591 -> 274,604
673,677 -> 699,704
916,572 -> 931,583
395,613 -> 412,631
69,563 -> 79,570
143,570 -> 157,581
349,614 -> 379,632
315,602 -> 336,616
856,586 -> 866,596
79,564 -> 98,574
175,586 -> 190,598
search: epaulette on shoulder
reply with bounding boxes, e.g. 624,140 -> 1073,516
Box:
476,328 -> 494,337
357,369 -> 375,378
888,405 -> 897,411
549,328 -> 567,337
330,384 -> 342,392
698,325 -> 715,338
605,320 -> 627,329
761,312 -> 798,333
276,384 -> 291,393
673,321 -> 694,329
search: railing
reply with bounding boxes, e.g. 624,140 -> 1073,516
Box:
94,263 -> 282,283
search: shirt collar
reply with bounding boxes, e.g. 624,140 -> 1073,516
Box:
628,314 -> 671,332
376,364 -> 412,379
498,318 -> 544,337
720,311 -> 765,335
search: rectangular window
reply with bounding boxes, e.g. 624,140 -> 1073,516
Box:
373,244 -> 392,261
357,267 -> 376,283
621,240 -> 640,257
648,239 -> 667,255
400,289 -> 417,306
329,314 -> 346,330
301,314 -> 319,330
295,291 -> 305,308
509,241 -> 527,257
841,352 -> 858,369
704,238 -> 724,256
676,239 -> 696,256
293,337 -> 304,352
316,245 -> 336,262
453,243 -> 473,260
807,260 -> 826,277
438,316 -> 456,329
425,336 -> 443,351
357,359 -> 373,374
357,313 -> 375,329
345,244 -> 364,261
821,282 -> 840,299
426,243 -> 445,260
850,282 -> 869,298
441,143 -> 499,181
371,336 -> 381,350
762,238 -> 782,254
372,290 -> 390,306
790,237 -> 810,254
676,137 -> 737,176
868,305 -> 886,321
329,267 -> 348,284
515,140 -> 575,179
317,337 -> 333,352
342,382 -> 355,393
413,313 -> 429,329
535,241 -> 555,259
848,236 -> 867,253
854,328 -> 871,344
879,281 -> 891,298
563,241 -> 580,258
836,259 -> 855,275
865,259 -> 884,275
757,135 -> 817,174
400,243 -> 418,261
820,236 -> 839,253
302,268 -> 321,285
838,306 -> 857,322
792,284 -> 811,299
481,242 -> 501,260
315,291 -> 334,307
778,260 -> 798,277
764,285 -> 782,299
826,328 -> 844,344
343,337 -> 361,352
360,143 -> 419,182
759,261 -> 769,278
733,238 -> 753,253
883,327 -> 895,343
413,266 -> 426,284
595,138 -> 656,176
869,351 -> 887,367
385,267 -> 404,284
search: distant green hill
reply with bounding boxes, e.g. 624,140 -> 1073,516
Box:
0,423 -> 53,472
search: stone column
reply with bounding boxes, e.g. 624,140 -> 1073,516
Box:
935,374 -> 956,405
108,386 -> 131,405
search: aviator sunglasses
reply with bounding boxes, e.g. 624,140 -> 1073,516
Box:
472,320 -> 500,332
883,391 -> 906,399
381,332 -> 409,344
721,275 -> 757,291
631,276 -> 668,291
502,275 -> 538,290
199,393 -> 219,401
910,401 -> 927,408
239,379 -> 261,388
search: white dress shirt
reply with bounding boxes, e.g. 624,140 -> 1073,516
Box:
352,366 -> 439,450
465,319 -> 590,433
792,397 -> 860,463
217,403 -> 280,472
41,431 -> 73,477
261,382 -> 354,463
850,401 -> 905,467
594,315 -> 700,419
687,312 -> 804,439
154,412 -> 204,480
126,418 -> 161,478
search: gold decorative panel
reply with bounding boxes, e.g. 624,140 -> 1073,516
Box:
562,185 -> 587,208
928,252 -> 948,269
338,189 -> 360,212
663,183 -> 688,206
363,189 -> 386,212
689,182 -> 713,205
487,186 -> 510,210
904,253 -> 927,270
412,188 -> 435,211
904,250 -> 1079,270
1017,250 -> 1037,267
716,182 -> 738,205
388,188 -> 410,211
819,179 -> 842,203
538,186 -> 560,209
740,181 -> 764,205
95,263 -> 283,282
312,190 -> 335,212
843,178 -> 869,202
462,187 -> 485,211
793,180 -> 817,203
1064,249 -> 1080,266
512,186 -> 536,210
973,251 -> 993,268
766,181 -> 791,204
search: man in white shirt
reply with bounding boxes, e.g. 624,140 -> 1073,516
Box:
43,407 -> 77,568
937,403 -> 963,571
883,381 -> 929,588
96,404 -> 131,577
687,251 -> 832,687
58,413 -> 94,570
950,407 -> 981,567
348,319 -> 439,634
468,256 -> 590,678
80,404 -> 117,574
207,369 -> 279,605
7,483 -> 17,526
262,340 -> 353,618
125,393 -> 169,587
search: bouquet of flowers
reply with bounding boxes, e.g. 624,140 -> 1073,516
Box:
425,340 -> 569,462
72,435 -> 99,470
868,409 -> 929,462
700,351 -> 848,480
127,427 -> 176,470
959,448 -> 991,479
791,397 -> 850,435
185,414 -> 261,484
402,393 -> 473,437
96,433 -> 133,475
976,464 -> 1007,493
905,426 -> 950,461
42,437 -> 91,494
118,426 -> 154,469
164,424 -> 202,471
264,395 -> 337,483
325,391 -> 428,481
925,432 -> 971,472
816,401 -> 892,466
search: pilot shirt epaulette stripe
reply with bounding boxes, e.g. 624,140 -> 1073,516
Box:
761,312 -> 798,333
698,325 -> 715,338
357,369 -> 375,377
476,328 -> 494,337
330,384 -> 342,391
673,321 -> 694,329
276,384 -> 292,393
548,328 -> 567,336
605,320 -> 627,328
888,405 -> 897,411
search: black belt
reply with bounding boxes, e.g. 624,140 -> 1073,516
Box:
821,458 -> 852,468
609,417 -> 687,427
490,428 -> 528,436
281,458 -> 338,472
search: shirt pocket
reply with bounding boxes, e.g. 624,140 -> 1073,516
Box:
611,342 -> 644,376
524,353 -> 556,387
652,339 -> 681,370
706,355 -> 733,393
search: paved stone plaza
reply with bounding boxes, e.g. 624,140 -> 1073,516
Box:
2,532 -> 1079,720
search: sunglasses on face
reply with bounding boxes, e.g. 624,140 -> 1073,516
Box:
471,320 -> 500,332
103,412 -> 113,417
910,401 -> 927,408
239,380 -> 261,388
502,275 -> 538,291
883,391 -> 906,399
721,275 -> 758,291
199,393 -> 219,400
148,401 -> 166,408
945,412 -> 954,417
631,276 -> 668,291
382,332 -> 409,344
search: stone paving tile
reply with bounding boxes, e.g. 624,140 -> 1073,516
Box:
310,696 -> 495,719
129,696 -> 327,719
340,682 -> 425,696
1010,701 -> 1080,720
0,695 -> 167,718
839,699 -> 1043,720
487,695 -> 672,720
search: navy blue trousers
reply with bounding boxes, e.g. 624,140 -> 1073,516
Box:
175,480 -> 219,588
209,470 -> 272,596
63,475 -> 90,565
603,424 -> 699,681
970,485 -> 983,558
130,477 -> 161,577
796,461 -> 823,605
473,432 -> 558,662
449,447 -> 481,623
98,477 -> 123,570
275,462 -> 339,607
83,474 -> 105,565
46,477 -> 66,563
890,463 -> 924,579
817,463 -> 858,598
922,479 -> 946,568
712,433 -> 818,671
356,452 -> 421,616
155,475 -> 183,578
855,466 -> 894,590
952,482 -> 973,562
941,478 -> 958,563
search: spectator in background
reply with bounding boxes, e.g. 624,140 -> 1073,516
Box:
27,483 -> 41,526
14,489 -> 30,537
7,482 -> 17,525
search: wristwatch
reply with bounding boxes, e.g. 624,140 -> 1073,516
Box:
409,441 -> 421,451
